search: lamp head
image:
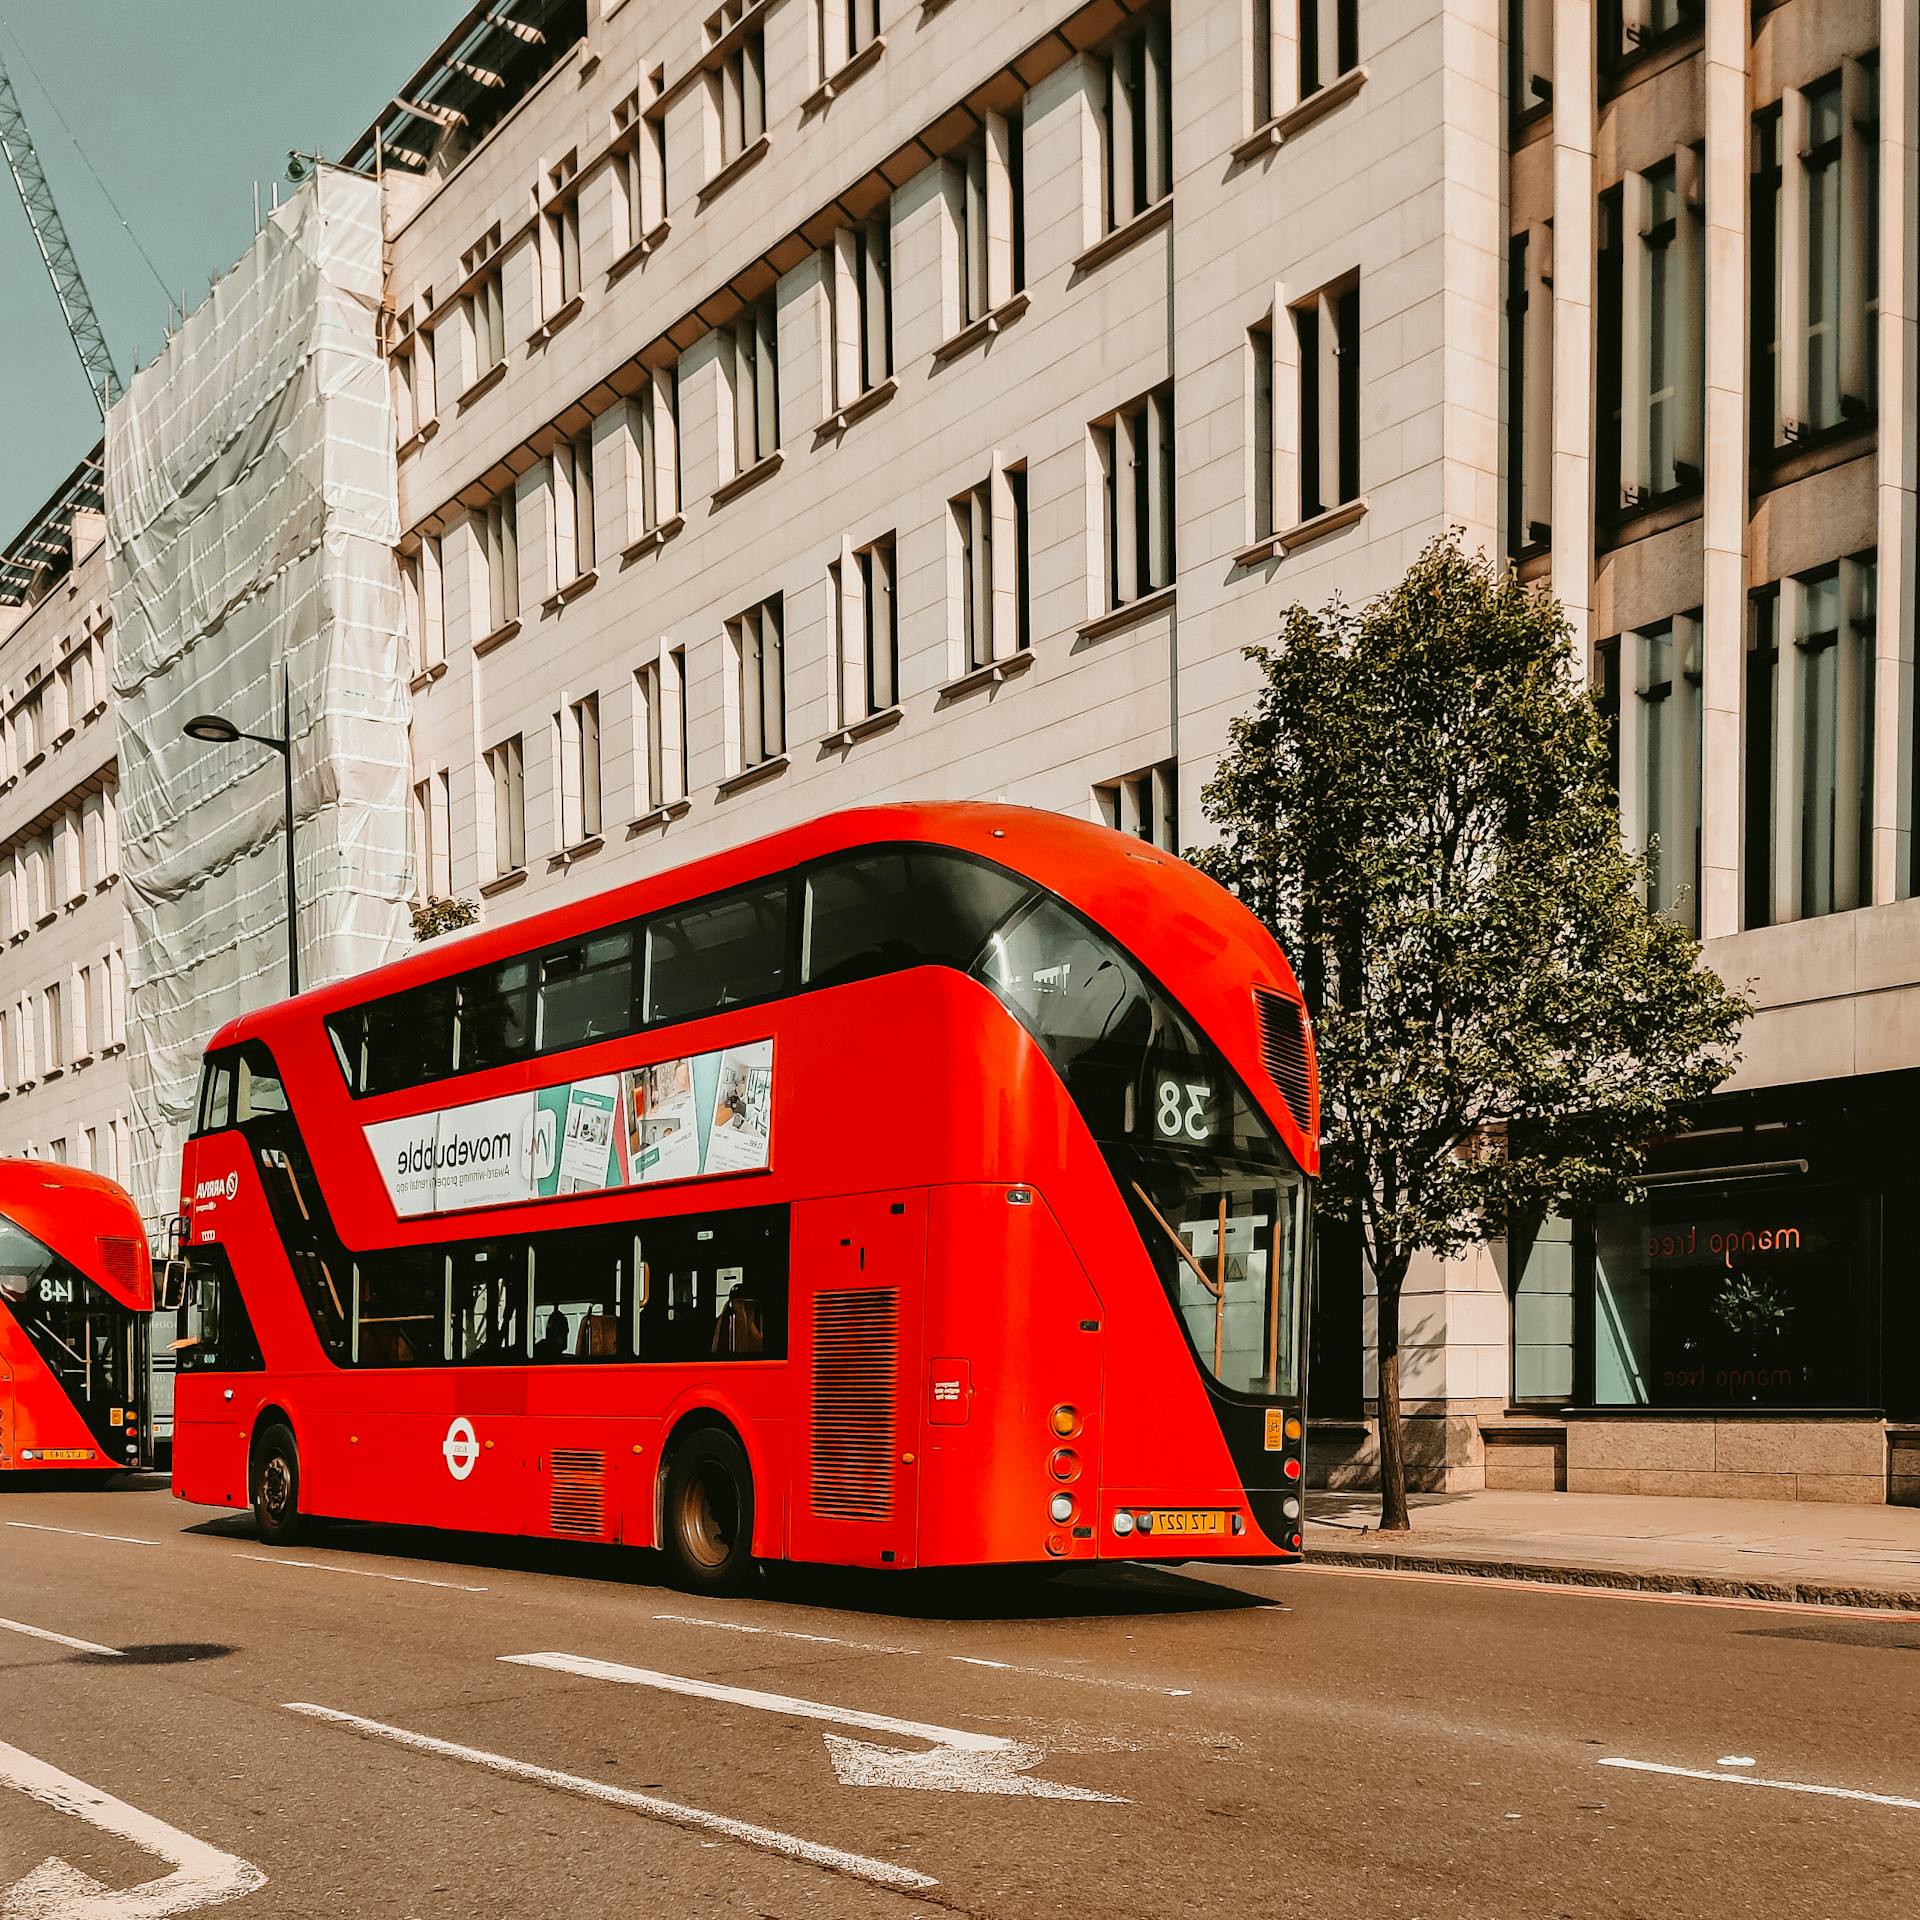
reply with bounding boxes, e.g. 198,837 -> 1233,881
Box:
182,713 -> 242,745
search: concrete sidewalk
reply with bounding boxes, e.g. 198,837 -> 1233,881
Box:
1305,1486 -> 1920,1611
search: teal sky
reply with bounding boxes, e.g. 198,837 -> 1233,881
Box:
1,1 -> 445,539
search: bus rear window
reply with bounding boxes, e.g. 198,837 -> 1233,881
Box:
647,883 -> 788,1024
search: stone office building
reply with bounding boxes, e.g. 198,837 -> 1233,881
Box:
92,0 -> 1913,1498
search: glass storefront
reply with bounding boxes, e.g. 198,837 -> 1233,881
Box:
1509,1072 -> 1915,1416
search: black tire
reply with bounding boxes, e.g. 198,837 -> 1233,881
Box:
661,1426 -> 755,1595
250,1422 -> 304,1546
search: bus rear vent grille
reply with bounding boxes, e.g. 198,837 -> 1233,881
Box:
811,1289 -> 898,1522
549,1450 -> 606,1537
1254,989 -> 1314,1131
97,1236 -> 140,1291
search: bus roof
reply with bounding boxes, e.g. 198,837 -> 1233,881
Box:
0,1159 -> 154,1309
210,800 -> 1307,1052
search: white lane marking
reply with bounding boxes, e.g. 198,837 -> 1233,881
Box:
1599,1757 -> 1920,1812
235,1555 -> 486,1593
0,1617 -> 121,1658
0,1738 -> 265,1918
504,1650 -> 1126,1801
654,1614 -> 1193,1697
1300,1561 -> 1920,1622
5,1522 -> 158,1549
504,1650 -> 1005,1749
282,1703 -> 935,1894
1718,1755 -> 1757,1768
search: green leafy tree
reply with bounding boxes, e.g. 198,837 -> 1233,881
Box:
411,895 -> 481,942
1196,537 -> 1750,1530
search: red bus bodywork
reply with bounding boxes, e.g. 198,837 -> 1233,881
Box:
172,804 -> 1317,1570
0,1160 -> 153,1473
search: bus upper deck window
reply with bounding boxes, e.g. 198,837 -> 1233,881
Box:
197,1060 -> 237,1134
647,883 -> 788,1025
537,926 -> 637,1053
803,850 -> 1030,988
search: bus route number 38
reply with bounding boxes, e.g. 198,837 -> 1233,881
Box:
1155,1078 -> 1215,1143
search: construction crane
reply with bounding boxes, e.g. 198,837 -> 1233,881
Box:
0,39 -> 122,417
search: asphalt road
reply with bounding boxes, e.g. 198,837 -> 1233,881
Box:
2,1477 -> 1916,1919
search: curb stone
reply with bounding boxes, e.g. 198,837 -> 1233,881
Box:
1304,1544 -> 1920,1614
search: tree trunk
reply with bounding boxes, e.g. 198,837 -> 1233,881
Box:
1375,1260 -> 1411,1531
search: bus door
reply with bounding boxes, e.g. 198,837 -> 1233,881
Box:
787,1191 -> 926,1568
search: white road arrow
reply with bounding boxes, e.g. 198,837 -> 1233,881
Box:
502,1650 -> 1126,1803
0,1739 -> 266,1920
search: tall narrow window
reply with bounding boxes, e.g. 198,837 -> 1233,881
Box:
1099,10 -> 1172,232
833,531 -> 898,723
1511,0 -> 1553,117
1094,385 -> 1175,611
622,364 -> 682,540
826,215 -> 892,410
1250,316 -> 1277,541
1618,616 -> 1704,927
954,480 -> 995,670
464,228 -> 506,382
728,596 -> 786,771
1095,761 -> 1179,850
573,693 -> 602,841
1297,0 -> 1359,98
403,537 -> 446,676
486,735 -> 526,877
481,495 -> 519,634
412,773 -> 450,900
709,2 -> 767,169
637,647 -> 688,814
1251,0 -> 1276,127
1794,559 -> 1875,920
553,431 -> 596,584
729,295 -> 779,475
1297,280 -> 1360,519
544,155 -> 582,311
817,0 -> 881,75
43,983 -> 63,1074
1509,226 -> 1553,554
613,81 -> 667,250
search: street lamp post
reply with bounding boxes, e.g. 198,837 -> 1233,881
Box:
182,662 -> 299,996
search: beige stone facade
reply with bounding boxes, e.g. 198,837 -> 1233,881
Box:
0,453 -> 133,1189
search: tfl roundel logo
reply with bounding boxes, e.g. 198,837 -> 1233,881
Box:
442,1416 -> 480,1481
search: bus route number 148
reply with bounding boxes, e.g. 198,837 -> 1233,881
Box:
1155,1078 -> 1215,1143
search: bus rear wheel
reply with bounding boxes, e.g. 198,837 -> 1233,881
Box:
662,1427 -> 754,1595
250,1423 -> 305,1547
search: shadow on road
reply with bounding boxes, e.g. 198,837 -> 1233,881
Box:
176,1511 -> 1282,1621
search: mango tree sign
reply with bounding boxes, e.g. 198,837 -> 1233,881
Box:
366,1039 -> 773,1220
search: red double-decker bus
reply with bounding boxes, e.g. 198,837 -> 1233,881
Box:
170,804 -> 1317,1590
1,1161 -> 153,1475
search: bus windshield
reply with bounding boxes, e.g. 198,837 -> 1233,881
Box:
0,1213 -> 139,1417
975,893 -> 1306,1401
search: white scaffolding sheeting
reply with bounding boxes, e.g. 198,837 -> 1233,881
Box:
106,168 -> 412,1223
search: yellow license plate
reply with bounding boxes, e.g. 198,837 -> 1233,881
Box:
39,1449 -> 97,1462
1150,1509 -> 1225,1535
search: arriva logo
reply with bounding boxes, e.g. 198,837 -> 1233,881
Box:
192,1172 -> 240,1203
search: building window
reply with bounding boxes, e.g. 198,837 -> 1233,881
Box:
552,430 -> 596,584
1615,615 -> 1704,928
1296,279 -> 1360,519
636,646 -> 688,813
728,596 -> 785,772
402,536 -> 445,677
1600,0 -> 1702,72
481,495 -> 519,634
1598,152 -> 1703,515
826,215 -> 892,410
728,294 -> 779,476
1094,385 -> 1175,610
817,0 -> 880,77
392,306 -> 437,438
1753,60 -> 1878,454
1095,761 -> 1178,850
1745,555 -> 1876,927
1250,315 -> 1278,540
831,531 -> 898,726
486,735 -> 526,877
1297,0 -> 1358,99
1098,9 -> 1171,233
1510,0 -> 1553,118
543,153 -> 582,312
557,692 -> 602,846
953,114 -> 1023,330
613,80 -> 667,249
953,479 -> 995,671
707,1 -> 767,169
464,228 -> 506,382
413,771 -> 451,900
43,982 -> 63,1073
72,964 -> 91,1059
1508,225 -> 1553,555
622,366 -> 682,539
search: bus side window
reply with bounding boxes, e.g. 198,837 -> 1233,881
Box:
637,1207 -> 788,1364
351,1248 -> 444,1367
237,1054 -> 289,1121
646,883 -> 789,1024
537,927 -> 637,1053
450,1242 -> 529,1363
532,1225 -> 633,1362
174,1247 -> 263,1372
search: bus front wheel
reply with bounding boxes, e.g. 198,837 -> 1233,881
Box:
662,1426 -> 755,1595
250,1423 -> 305,1547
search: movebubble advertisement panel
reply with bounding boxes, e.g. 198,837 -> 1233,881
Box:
368,1040 -> 773,1220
